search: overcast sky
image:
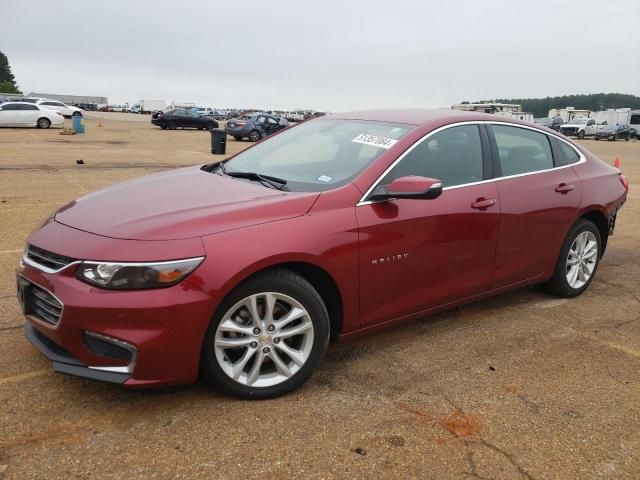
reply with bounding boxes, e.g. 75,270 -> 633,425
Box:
1,0 -> 639,111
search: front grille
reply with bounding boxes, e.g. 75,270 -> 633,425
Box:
84,333 -> 133,362
19,279 -> 63,326
561,128 -> 577,136
25,245 -> 75,272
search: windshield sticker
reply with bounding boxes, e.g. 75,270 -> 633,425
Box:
352,134 -> 398,149
317,175 -> 333,183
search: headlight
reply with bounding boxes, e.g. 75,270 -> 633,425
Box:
76,257 -> 204,290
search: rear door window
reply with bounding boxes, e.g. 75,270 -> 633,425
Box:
553,139 -> 581,166
491,125 -> 554,177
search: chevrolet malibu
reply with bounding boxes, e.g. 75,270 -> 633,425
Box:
18,110 -> 628,399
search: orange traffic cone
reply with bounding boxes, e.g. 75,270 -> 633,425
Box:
97,118 -> 103,127
614,156 -> 621,168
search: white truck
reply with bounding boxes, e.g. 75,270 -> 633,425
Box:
131,99 -> 166,114
559,117 -> 598,139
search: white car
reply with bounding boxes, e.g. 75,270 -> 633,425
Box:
36,99 -> 83,118
0,102 -> 65,128
559,117 -> 597,139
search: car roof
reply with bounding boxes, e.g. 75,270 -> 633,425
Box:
330,109 -> 507,126
0,101 -> 39,106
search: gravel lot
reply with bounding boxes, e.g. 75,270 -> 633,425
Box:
0,115 -> 638,479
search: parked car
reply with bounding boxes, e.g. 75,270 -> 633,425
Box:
35,99 -> 82,118
18,110 -> 628,399
0,101 -> 65,128
534,116 -> 563,131
559,117 -> 597,139
151,109 -> 219,130
594,124 -> 633,141
226,113 -> 288,141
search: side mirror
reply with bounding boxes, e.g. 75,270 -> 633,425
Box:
370,175 -> 443,201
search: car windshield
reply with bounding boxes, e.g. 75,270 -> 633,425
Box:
224,118 -> 413,192
570,118 -> 588,124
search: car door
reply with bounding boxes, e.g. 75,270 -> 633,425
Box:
263,116 -> 280,136
586,119 -> 597,136
173,109 -> 189,127
488,124 -> 582,289
356,124 -> 500,327
0,103 -> 22,126
21,104 -> 41,125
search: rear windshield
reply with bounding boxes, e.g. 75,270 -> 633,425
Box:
223,118 -> 413,192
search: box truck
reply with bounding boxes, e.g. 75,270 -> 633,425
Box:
131,99 -> 166,114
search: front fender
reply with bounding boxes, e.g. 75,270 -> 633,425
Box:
194,207 -> 360,337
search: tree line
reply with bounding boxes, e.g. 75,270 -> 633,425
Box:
473,93 -> 640,118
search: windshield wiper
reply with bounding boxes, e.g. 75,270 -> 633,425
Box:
225,170 -> 288,190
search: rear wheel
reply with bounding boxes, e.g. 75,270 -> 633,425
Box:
545,219 -> 601,298
36,117 -> 51,129
167,121 -> 177,130
206,121 -> 215,131
233,136 -> 242,141
72,111 -> 82,117
249,129 -> 261,142
201,269 -> 330,399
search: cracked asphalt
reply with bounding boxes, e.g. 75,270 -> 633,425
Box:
0,113 -> 638,479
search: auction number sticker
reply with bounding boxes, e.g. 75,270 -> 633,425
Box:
352,134 -> 398,149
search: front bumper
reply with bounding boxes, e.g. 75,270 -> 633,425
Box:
18,245 -> 215,388
24,323 -> 132,384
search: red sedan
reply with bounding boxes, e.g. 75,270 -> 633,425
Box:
18,110 -> 628,398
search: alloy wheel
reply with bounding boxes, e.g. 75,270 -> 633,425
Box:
566,231 -> 598,289
214,292 -> 314,387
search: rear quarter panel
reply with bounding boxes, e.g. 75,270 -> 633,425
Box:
571,151 -> 627,217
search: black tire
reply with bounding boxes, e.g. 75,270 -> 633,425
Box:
544,219 -> 601,298
72,111 -> 82,117
233,136 -> 242,141
206,121 -> 215,131
36,117 -> 51,129
249,129 -> 261,142
167,121 -> 177,130
160,125 -> 167,130
200,269 -> 330,399
595,137 -> 600,141
624,136 -> 629,141
577,131 -> 585,139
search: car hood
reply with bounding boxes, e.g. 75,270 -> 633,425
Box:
561,123 -> 586,128
55,166 -> 319,241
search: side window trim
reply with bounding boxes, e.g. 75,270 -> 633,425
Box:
357,121 -> 587,206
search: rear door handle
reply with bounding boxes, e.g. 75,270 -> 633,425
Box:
471,198 -> 496,209
555,183 -> 575,193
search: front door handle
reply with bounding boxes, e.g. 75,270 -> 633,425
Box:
471,198 -> 496,209
555,183 -> 575,194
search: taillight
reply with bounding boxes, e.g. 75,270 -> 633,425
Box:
619,173 -> 629,191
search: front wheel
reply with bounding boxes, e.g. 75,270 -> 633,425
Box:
36,117 -> 51,129
167,121 -> 177,130
206,121 -> 215,131
201,269 -> 330,399
544,219 -> 601,298
577,131 -> 585,139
